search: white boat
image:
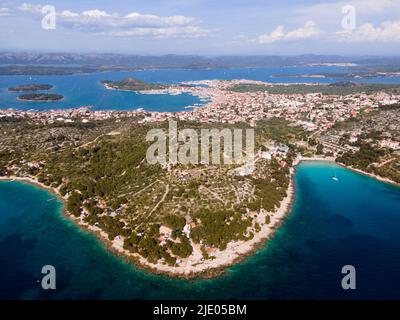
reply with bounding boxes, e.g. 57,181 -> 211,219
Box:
332,177 -> 339,181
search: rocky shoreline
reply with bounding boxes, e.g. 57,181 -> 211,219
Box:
0,170 -> 296,279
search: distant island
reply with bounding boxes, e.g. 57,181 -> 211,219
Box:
17,93 -> 64,101
8,84 -> 53,92
0,65 -> 100,76
1,52 -> 399,69
272,71 -> 400,79
102,78 -> 167,92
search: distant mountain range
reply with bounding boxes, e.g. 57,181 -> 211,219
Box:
1,52 -> 400,69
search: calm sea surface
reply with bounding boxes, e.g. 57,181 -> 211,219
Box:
1,161 -> 399,299
1,66 -> 400,111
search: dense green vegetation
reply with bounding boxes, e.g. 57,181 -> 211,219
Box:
191,208 -> 252,250
372,159 -> 400,183
163,214 -> 186,231
8,84 -> 53,92
229,83 -> 400,95
257,118 -> 306,145
0,118 -> 296,266
17,93 -> 63,101
337,144 -> 400,183
329,103 -> 400,184
102,77 -> 166,91
337,143 -> 384,170
249,156 -> 292,211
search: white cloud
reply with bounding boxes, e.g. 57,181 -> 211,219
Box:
0,7 -> 11,17
124,12 -> 193,26
258,21 -> 319,44
258,26 -> 285,44
15,3 -> 203,38
17,4 -> 195,28
82,10 -> 111,18
336,20 -> 400,42
17,3 -> 42,14
60,11 -> 199,34
97,26 -> 211,39
59,10 -> 79,18
285,21 -> 319,40
163,15 -> 194,26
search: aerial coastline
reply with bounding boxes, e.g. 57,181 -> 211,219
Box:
0,165 -> 297,278
3,0 -> 400,300
336,163 -> 400,187
1,77 -> 399,279
1,153 -> 397,279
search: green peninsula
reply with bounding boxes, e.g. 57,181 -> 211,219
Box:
0,116 -> 300,277
102,77 -> 166,91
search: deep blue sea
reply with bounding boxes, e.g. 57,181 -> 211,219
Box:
1,66 -> 400,111
1,161 -> 399,300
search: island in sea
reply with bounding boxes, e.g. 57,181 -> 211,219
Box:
0,79 -> 399,278
102,78 -> 167,92
17,93 -> 64,101
8,84 -> 53,92
101,77 -> 204,101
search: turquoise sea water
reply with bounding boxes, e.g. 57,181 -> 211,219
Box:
0,71 -> 202,112
1,66 -> 400,111
1,161 -> 399,300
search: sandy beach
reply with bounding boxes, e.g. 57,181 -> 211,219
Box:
337,164 -> 400,187
298,157 -> 399,187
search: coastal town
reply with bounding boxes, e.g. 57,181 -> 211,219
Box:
2,79 -> 399,128
2,78 -> 400,159
1,78 -> 400,277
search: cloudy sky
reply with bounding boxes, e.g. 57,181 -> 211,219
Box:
1,0 -> 400,55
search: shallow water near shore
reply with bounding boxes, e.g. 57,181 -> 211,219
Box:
1,161 -> 400,299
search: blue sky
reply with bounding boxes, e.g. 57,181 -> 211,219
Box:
1,0 -> 400,55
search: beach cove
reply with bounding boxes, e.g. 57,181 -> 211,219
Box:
1,161 -> 400,299
0,163 -> 296,279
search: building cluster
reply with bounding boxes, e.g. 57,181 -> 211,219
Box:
0,107 -> 143,124
139,80 -> 400,135
2,80 -> 400,139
